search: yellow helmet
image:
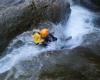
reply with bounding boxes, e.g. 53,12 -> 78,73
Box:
32,33 -> 44,44
40,28 -> 49,38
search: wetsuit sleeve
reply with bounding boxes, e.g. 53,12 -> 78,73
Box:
40,34 -> 57,47
46,34 -> 57,42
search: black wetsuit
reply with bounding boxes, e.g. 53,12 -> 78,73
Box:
40,34 -> 57,47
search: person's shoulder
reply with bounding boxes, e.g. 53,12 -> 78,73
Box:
32,30 -> 40,34
49,33 -> 54,37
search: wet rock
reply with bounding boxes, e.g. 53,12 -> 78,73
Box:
38,48 -> 100,80
0,0 -> 70,53
0,47 -> 100,80
80,0 -> 100,12
72,0 -> 100,12
82,31 -> 100,56
93,16 -> 100,28
0,0 -> 34,53
32,0 -> 71,24
0,71 -> 9,80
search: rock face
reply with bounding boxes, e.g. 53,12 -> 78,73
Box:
0,0 -> 33,53
0,0 -> 70,53
80,0 -> 100,11
72,0 -> 100,11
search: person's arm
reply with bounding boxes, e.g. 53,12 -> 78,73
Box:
48,34 -> 57,42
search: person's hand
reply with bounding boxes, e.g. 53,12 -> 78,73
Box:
39,39 -> 44,44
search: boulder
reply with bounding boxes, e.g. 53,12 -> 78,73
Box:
1,47 -> 100,80
32,0 -> 71,24
82,31 -> 100,56
0,0 -> 70,53
39,47 -> 100,80
80,0 -> 100,11
0,46 -> 100,80
72,0 -> 100,12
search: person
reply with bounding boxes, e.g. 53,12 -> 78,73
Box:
32,28 -> 57,46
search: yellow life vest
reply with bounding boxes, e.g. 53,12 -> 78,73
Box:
32,33 -> 44,44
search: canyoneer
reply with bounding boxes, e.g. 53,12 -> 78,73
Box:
32,28 -> 57,46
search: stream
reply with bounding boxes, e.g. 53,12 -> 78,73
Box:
0,5 -> 99,79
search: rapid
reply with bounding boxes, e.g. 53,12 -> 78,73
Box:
0,5 -> 96,75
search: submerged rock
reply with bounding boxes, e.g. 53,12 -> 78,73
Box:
0,0 -> 70,53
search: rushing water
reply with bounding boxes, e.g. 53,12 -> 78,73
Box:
0,6 -> 96,74
64,6 -> 95,48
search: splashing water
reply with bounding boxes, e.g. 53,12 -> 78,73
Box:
0,6 -> 95,74
64,6 -> 94,48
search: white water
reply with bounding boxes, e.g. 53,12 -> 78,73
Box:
0,6 -> 95,74
64,6 -> 94,48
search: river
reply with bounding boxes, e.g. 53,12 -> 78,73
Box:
0,5 -> 99,80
